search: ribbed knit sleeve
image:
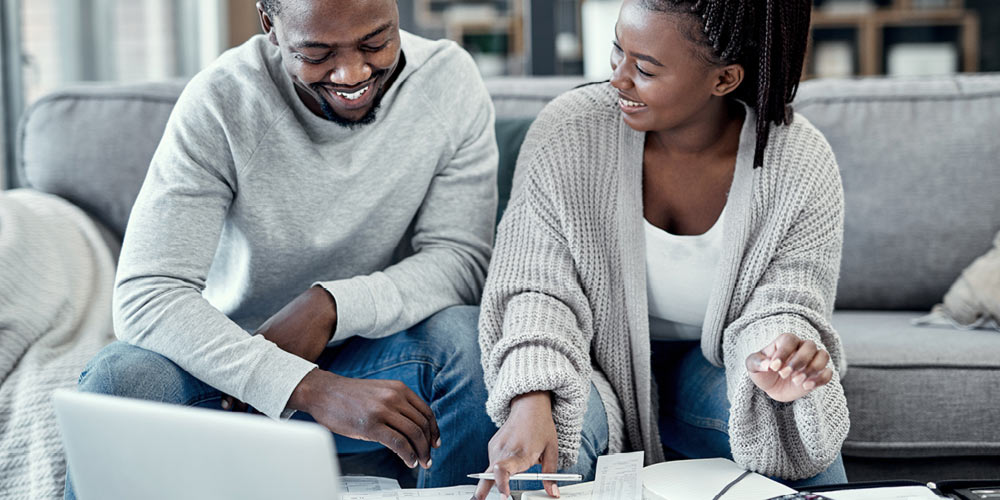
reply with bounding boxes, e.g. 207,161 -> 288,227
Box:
479,156 -> 595,469
722,139 -> 850,480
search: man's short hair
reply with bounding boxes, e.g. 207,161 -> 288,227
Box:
261,0 -> 281,16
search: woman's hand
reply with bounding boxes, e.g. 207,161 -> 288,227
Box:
473,391 -> 561,500
745,333 -> 834,403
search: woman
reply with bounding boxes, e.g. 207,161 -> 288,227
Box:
473,0 -> 849,498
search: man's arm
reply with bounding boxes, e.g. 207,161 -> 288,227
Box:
113,76 -> 316,420
317,52 -> 499,342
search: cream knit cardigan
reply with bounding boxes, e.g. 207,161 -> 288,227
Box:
479,83 -> 850,480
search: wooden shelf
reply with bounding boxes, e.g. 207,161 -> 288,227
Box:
807,3 -> 979,78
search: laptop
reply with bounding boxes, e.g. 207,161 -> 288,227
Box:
54,389 -> 341,500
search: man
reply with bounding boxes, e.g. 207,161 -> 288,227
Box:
65,0 -> 497,496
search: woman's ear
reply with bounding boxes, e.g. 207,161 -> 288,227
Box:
712,64 -> 744,97
257,2 -> 279,46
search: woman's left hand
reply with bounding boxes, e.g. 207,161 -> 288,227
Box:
745,333 -> 834,403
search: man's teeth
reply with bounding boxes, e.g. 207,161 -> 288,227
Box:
335,86 -> 369,100
619,97 -> 646,108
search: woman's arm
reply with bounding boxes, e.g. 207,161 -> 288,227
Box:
723,150 -> 850,480
478,153 -> 595,469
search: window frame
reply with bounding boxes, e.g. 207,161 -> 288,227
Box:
1,0 -> 23,189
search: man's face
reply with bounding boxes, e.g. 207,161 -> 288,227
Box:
259,0 -> 402,126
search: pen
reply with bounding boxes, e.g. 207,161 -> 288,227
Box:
467,473 -> 583,482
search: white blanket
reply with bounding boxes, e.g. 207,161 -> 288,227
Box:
0,189 -> 117,500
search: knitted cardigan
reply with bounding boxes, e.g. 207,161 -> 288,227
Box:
478,83 -> 850,480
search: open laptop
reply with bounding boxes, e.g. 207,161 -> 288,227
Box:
54,389 -> 341,500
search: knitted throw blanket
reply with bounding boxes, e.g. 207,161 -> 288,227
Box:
479,84 -> 850,480
0,189 -> 117,499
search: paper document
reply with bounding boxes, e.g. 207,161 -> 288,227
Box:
641,458 -> 794,500
594,451 -> 644,499
824,486 -> 943,500
342,485 -> 502,500
342,476 -> 401,492
523,451 -> 644,500
526,482 -> 594,499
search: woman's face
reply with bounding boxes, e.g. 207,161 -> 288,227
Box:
610,0 -> 726,133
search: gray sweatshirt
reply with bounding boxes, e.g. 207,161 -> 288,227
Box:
114,33 -> 498,419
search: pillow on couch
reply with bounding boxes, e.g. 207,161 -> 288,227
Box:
914,230 -> 1000,332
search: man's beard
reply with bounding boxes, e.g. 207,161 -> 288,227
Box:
317,97 -> 381,128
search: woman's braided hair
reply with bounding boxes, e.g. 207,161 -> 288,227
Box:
641,0 -> 812,168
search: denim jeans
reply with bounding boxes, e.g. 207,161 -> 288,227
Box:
64,305 -> 494,499
652,340 -> 848,488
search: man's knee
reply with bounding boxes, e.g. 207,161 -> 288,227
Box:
420,305 -> 482,361
78,341 -> 200,405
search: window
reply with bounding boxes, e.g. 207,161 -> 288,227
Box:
1,0 -> 226,188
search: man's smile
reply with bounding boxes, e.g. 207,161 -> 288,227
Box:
318,78 -> 378,111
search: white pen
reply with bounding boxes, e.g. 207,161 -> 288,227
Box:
467,473 -> 583,482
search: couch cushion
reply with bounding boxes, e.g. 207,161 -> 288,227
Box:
796,75 -> 1000,311
835,310 -> 1000,458
17,81 -> 187,238
494,117 -> 534,225
486,77 -> 587,119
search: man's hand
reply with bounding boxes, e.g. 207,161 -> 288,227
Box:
745,333 -> 834,403
221,285 -> 336,412
289,369 -> 441,469
473,391 -> 561,500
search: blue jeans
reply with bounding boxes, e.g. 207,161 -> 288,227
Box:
652,340 -> 848,488
64,305 -> 494,499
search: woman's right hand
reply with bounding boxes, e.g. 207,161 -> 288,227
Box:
473,391 -> 561,499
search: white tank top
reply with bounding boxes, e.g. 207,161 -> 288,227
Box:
645,207 -> 725,341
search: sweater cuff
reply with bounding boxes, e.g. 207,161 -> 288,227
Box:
485,344 -> 589,468
241,340 -> 318,420
726,314 -> 847,479
315,277 -> 378,341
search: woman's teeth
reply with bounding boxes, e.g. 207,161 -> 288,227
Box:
619,97 -> 646,108
336,86 -> 369,101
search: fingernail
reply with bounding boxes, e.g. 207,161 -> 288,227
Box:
436,437 -> 442,448
427,458 -> 433,468
221,399 -> 229,410
803,381 -> 816,390
554,484 -> 561,497
792,373 -> 807,385
779,367 -> 792,379
769,359 -> 782,371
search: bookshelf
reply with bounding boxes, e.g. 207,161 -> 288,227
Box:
807,0 -> 979,78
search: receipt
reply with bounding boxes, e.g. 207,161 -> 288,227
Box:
342,476 -> 401,492
592,451 -> 644,500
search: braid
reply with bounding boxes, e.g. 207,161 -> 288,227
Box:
639,0 -> 813,168
756,0 -> 776,168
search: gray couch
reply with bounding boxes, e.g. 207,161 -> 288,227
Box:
16,74 -> 1000,481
